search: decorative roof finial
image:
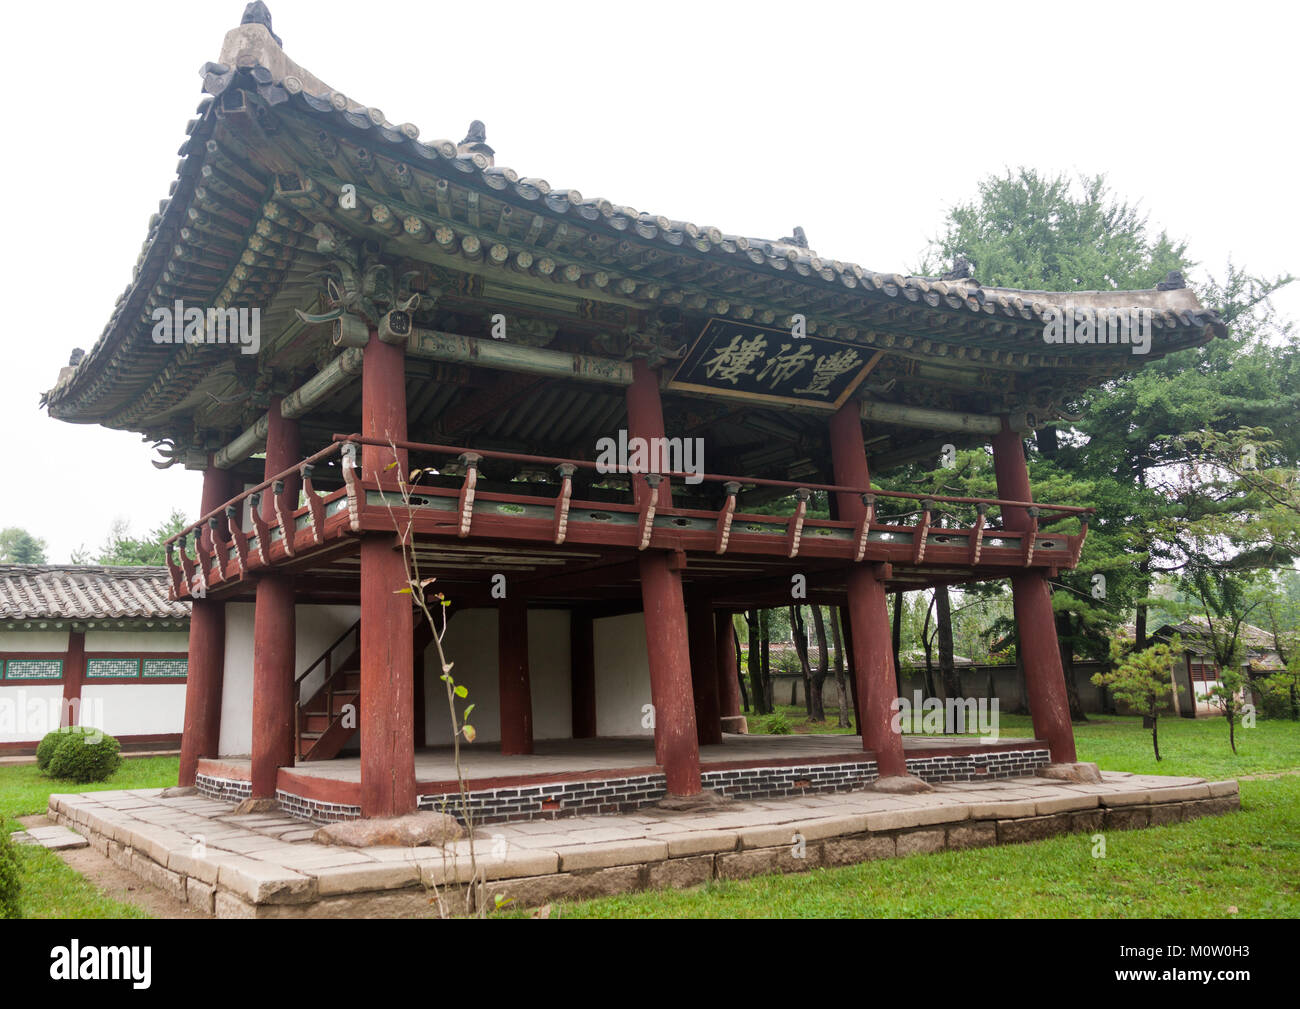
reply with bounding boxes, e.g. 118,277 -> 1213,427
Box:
458,120 -> 494,164
780,226 -> 809,249
241,2 -> 282,47
1156,270 -> 1186,291
68,348 -> 85,367
941,254 -> 973,282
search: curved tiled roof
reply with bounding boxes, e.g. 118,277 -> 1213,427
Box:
0,565 -> 189,622
41,9 -> 1227,445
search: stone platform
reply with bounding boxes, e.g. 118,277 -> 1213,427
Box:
48,771 -> 1241,918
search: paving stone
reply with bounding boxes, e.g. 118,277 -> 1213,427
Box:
556,839 -> 667,871
966,799 -> 1038,819
216,855 -> 317,904
421,849 -> 560,886
1143,783 -> 1211,802
1207,780 -> 1239,797
864,804 -> 968,831
1034,793 -> 1100,816
310,861 -> 423,896
1099,789 -> 1153,807
659,830 -> 739,856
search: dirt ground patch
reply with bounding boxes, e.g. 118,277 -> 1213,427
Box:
18,814 -> 207,919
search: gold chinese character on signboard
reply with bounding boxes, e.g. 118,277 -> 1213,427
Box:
756,343 -> 815,389
702,333 -> 768,384
793,348 -> 863,396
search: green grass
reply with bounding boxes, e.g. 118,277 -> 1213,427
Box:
542,777 -> 1300,918
2,755 -> 178,919
531,714 -> 1300,918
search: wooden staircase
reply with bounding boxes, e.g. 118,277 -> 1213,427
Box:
294,616 -> 439,762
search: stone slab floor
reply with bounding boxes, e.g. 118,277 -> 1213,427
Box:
45,771 -> 1239,917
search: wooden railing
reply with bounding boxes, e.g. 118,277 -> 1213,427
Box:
161,432 -> 1093,601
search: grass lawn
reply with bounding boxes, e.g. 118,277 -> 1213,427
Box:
2,755 -> 178,919
4,718 -> 1298,919
535,714 -> 1300,918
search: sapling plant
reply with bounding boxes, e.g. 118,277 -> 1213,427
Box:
372,438 -> 498,918
1093,637 -> 1178,761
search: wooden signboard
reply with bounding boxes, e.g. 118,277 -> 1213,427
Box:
668,318 -> 878,409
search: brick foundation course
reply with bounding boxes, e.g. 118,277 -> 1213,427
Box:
48,774 -> 1240,918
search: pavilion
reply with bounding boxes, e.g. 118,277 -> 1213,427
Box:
42,4 -> 1226,822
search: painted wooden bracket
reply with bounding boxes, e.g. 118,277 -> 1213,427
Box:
1068,516 -> 1089,568
968,502 -> 987,565
176,534 -> 196,591
715,481 -> 740,555
786,488 -> 810,558
457,452 -> 481,539
164,543 -> 184,599
1022,507 -> 1039,566
208,517 -> 227,582
272,479 -> 295,559
248,492 -> 271,566
341,442 -> 361,532
853,493 -> 875,562
912,499 -> 935,564
226,505 -> 249,576
638,474 -> 662,551
302,464 -> 325,546
553,463 -> 575,544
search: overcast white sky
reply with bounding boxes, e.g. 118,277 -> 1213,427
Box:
1,0 -> 1295,563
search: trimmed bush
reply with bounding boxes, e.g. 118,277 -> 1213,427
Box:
46,729 -> 122,784
0,831 -> 20,919
36,726 -> 101,771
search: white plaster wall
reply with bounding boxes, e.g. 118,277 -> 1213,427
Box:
593,612 -> 653,737
423,608 -> 572,746
529,610 -> 572,741
80,684 -> 187,737
84,630 -> 189,652
216,602 -> 360,758
217,603 -> 255,756
295,604 -> 362,697
0,685 -> 67,742
0,630 -> 69,651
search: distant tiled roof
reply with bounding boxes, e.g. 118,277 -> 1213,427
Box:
0,565 -> 189,622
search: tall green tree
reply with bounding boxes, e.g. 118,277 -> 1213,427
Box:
0,528 -> 47,564
95,510 -> 189,567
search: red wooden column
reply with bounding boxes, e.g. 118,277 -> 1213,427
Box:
628,361 -> 700,795
498,597 -> 534,754
179,461 -> 233,785
829,402 -> 907,778
991,420 -> 1077,764
359,332 -> 416,817
687,597 -> 722,745
640,553 -> 701,794
60,631 -> 86,729
714,611 -> 742,720
570,609 -> 597,739
251,398 -> 299,799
